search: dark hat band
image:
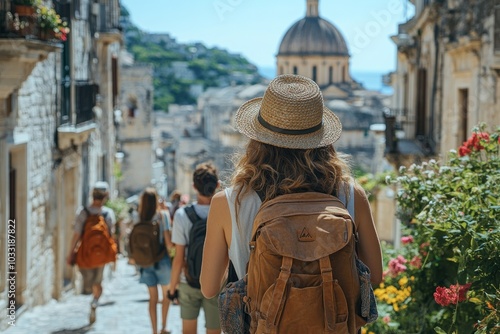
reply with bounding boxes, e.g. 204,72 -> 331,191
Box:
258,111 -> 322,136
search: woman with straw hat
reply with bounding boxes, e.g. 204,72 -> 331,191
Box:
200,74 -> 382,332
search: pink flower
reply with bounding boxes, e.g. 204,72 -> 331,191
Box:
458,145 -> 471,157
397,255 -> 408,263
434,286 -> 454,306
434,283 -> 472,306
410,255 -> 422,269
401,235 -> 414,244
387,256 -> 408,277
383,315 -> 391,324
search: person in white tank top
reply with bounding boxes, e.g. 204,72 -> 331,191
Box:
200,75 -> 383,304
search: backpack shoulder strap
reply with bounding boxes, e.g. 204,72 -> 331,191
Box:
81,207 -> 91,236
184,205 -> 201,224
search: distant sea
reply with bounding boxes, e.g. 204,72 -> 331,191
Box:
258,66 -> 393,95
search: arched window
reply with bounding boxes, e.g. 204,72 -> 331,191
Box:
312,66 -> 317,82
342,66 -> 346,82
280,66 -> 284,75
293,66 -> 298,75
329,66 -> 333,84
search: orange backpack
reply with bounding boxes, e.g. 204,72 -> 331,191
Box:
246,192 -> 364,334
76,208 -> 117,269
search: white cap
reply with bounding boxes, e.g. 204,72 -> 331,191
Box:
93,181 -> 109,192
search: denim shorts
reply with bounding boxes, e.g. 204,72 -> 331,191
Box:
139,255 -> 171,287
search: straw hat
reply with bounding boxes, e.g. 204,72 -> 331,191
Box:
235,74 -> 342,149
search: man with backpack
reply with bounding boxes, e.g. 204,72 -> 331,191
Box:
66,181 -> 117,324
168,162 -> 221,334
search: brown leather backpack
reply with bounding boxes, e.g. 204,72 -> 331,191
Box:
76,208 -> 117,269
129,218 -> 166,267
246,192 -> 364,334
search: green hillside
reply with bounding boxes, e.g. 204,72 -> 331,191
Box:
120,5 -> 264,111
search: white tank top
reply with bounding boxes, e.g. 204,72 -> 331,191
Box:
225,187 -> 262,279
224,183 -> 354,279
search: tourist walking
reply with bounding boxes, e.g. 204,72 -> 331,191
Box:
200,74 -> 383,333
130,187 -> 174,334
168,162 -> 221,334
66,181 -> 117,324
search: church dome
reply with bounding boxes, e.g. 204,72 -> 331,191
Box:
278,17 -> 349,56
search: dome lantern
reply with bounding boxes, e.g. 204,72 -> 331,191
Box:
307,0 -> 319,17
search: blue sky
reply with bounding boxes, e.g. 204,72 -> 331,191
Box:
120,0 -> 413,74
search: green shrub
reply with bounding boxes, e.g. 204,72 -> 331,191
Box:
364,124 -> 500,334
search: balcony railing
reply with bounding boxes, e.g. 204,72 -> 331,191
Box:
383,107 -> 416,140
75,82 -> 99,125
0,0 -> 36,38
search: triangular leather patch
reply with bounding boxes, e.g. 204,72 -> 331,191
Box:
297,227 -> 315,242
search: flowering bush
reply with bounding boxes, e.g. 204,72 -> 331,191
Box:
36,4 -> 70,41
364,124 -> 500,333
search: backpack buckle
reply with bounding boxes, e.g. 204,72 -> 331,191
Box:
320,267 -> 332,274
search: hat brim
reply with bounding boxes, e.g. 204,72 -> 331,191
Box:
235,97 -> 342,149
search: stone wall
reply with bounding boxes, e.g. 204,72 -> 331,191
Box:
17,54 -> 58,307
118,64 -> 154,197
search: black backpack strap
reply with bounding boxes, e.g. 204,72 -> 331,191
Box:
227,260 -> 239,283
184,205 -> 201,224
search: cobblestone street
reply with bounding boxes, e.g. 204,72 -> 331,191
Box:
4,257 -> 207,334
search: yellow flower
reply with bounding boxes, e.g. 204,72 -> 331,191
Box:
399,276 -> 408,286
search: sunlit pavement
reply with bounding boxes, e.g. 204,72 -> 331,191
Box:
4,257 -> 207,334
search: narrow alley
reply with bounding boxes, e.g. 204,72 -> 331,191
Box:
4,257 -> 207,334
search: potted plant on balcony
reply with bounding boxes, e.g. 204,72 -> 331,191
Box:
36,5 -> 70,41
6,11 -> 35,37
13,0 -> 36,17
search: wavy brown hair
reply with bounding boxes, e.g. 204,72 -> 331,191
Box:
138,187 -> 158,222
231,139 -> 352,210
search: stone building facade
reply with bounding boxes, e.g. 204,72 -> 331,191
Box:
0,0 -> 121,329
388,0 -> 500,161
117,58 -> 155,198
156,0 -> 390,206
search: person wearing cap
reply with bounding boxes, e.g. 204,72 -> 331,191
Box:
66,181 -> 116,324
199,75 -> 383,329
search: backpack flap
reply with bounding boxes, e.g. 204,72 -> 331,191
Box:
129,220 -> 165,267
252,192 -> 354,261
